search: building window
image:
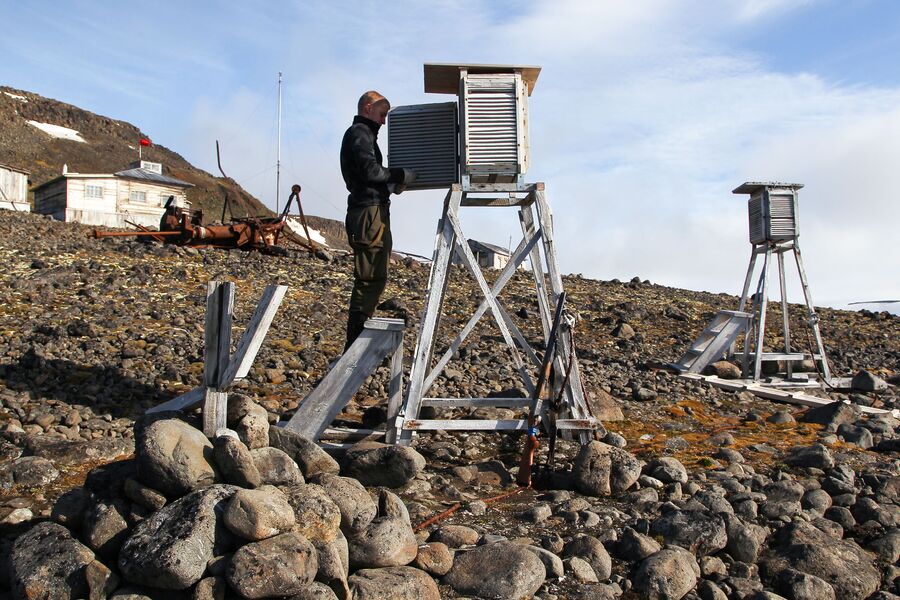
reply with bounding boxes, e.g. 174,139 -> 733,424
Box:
129,190 -> 147,203
85,184 -> 103,198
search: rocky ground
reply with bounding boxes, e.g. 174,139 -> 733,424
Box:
0,208 -> 898,599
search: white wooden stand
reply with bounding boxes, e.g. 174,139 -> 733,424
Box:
148,281 -> 288,436
733,239 -> 831,382
283,317 -> 405,444
394,182 -> 599,446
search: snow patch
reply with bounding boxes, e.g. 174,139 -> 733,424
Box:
285,218 -> 329,247
3,92 -> 27,102
27,120 -> 86,143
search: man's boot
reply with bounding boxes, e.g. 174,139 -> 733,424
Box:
344,311 -> 368,352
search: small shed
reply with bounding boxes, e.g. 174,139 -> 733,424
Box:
453,239 -> 511,270
0,163 -> 30,212
32,161 -> 192,228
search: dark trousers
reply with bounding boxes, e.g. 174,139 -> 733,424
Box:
345,204 -> 391,350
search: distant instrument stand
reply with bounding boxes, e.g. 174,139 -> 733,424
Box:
673,182 -> 831,384
386,64 -> 600,445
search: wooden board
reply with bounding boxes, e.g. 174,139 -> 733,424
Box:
424,63 -> 541,96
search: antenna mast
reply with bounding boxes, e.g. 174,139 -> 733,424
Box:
276,71 -> 283,213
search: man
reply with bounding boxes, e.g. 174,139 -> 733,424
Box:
340,90 -> 415,350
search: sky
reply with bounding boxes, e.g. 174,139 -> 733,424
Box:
2,0 -> 899,312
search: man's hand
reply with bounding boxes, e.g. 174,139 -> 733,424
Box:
402,168 -> 418,184
392,184 -> 406,195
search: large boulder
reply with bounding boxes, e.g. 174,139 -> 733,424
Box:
227,395 -> 270,449
223,485 -> 296,541
348,489 -> 418,569
342,442 -> 425,488
118,484 -> 237,590
269,426 -> 340,478
136,418 -> 218,496
82,497 -> 130,560
443,541 -> 546,599
282,483 -> 342,542
10,522 -> 95,600
650,509 -> 727,556
572,441 -> 642,497
313,473 -> 378,534
760,521 -> 880,600
632,547 -> 700,600
645,457 -> 689,484
312,532 -> 351,599
562,534 -> 612,580
226,531 -> 318,599
347,566 -> 440,600
212,433 -> 262,488
251,446 -> 304,486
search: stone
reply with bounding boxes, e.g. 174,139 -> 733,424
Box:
223,485 -> 296,540
193,576 -> 227,600
347,566 -> 440,600
632,547 -> 700,600
783,444 -> 834,470
851,369 -> 888,392
612,322 -> 635,339
868,529 -> 900,563
124,477 -> 167,511
801,488 -> 832,515
287,581 -> 340,600
82,497 -> 130,560
633,387 -> 658,401
615,526 -> 661,562
348,490 -> 418,569
566,556 -> 598,582
251,446 -> 304,486
776,568 -> 836,600
0,455 -> 60,489
645,457 -> 689,484
342,441 -> 426,488
51,487 -> 89,527
10,522 -> 95,600
118,484 -> 237,590
724,514 -> 768,563
444,541 -> 546,599
227,395 -> 269,449
837,423 -> 874,449
587,388 -> 625,421
650,510 -> 727,556
414,542 -> 454,576
521,503 -> 553,523
212,434 -> 262,488
705,361 -> 742,379
760,520 -> 880,600
429,524 -> 479,548
572,441 -> 642,497
86,559 -> 120,600
562,534 -> 612,580
800,402 -> 861,432
282,482 -> 342,542
312,472 -> 377,534
524,545 -> 564,578
226,531 -> 318,599
269,426 -> 341,478
136,418 -> 218,497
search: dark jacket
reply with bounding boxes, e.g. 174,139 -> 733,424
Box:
340,115 -> 406,209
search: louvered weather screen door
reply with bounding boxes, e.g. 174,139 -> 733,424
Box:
387,102 -> 459,190
461,73 -> 529,181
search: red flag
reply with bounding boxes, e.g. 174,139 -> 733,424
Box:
139,138 -> 151,147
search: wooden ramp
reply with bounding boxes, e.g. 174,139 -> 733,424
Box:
679,372 -> 900,418
282,318 -> 404,442
672,310 -> 750,374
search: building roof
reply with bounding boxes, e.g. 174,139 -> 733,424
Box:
0,163 -> 30,175
469,239 -> 510,256
114,167 -> 192,188
424,63 -> 542,96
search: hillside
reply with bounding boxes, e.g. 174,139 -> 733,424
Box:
0,85 -> 272,220
0,208 -> 898,598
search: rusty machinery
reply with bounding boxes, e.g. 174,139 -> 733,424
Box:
92,142 -> 320,254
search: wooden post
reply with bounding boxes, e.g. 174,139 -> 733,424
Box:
203,281 -> 234,436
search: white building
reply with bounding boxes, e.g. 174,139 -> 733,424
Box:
32,161 -> 192,228
453,239 -> 512,270
0,163 -> 30,212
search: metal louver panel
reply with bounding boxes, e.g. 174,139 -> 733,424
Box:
463,74 -> 526,178
767,191 -> 796,241
748,196 -> 766,244
387,102 -> 459,189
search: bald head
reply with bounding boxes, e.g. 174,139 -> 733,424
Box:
358,90 -> 390,125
